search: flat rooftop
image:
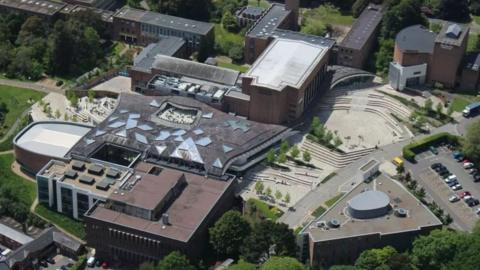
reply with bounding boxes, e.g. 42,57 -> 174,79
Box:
87,162 -> 234,242
247,4 -> 290,38
38,159 -> 130,198
245,38 -> 330,91
14,122 -> 92,158
0,223 -> 33,245
436,22 -> 469,47
305,175 -> 442,242
0,0 -> 65,16
114,6 -> 214,35
340,4 -> 384,50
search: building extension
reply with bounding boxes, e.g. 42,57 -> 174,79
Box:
299,175 -> 442,267
389,22 -> 469,90
336,4 -> 385,69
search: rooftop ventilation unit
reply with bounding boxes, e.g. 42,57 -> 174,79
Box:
328,219 -> 340,228
162,213 -> 170,225
394,208 -> 408,217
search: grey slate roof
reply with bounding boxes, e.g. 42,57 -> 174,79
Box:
247,4 -> 290,38
151,55 -> 240,86
395,25 -> 436,54
340,4 -> 385,50
133,37 -> 186,72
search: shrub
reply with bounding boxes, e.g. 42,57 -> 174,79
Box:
402,132 -> 459,162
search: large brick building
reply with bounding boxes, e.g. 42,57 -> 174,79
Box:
336,4 -> 385,69
389,23 -> 469,90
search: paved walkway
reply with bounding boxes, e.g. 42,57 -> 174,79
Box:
279,122 -> 459,228
0,78 -> 64,94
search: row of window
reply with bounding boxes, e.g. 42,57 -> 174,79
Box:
109,228 -> 163,250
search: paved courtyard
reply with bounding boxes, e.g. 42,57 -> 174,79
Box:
92,76 -> 132,93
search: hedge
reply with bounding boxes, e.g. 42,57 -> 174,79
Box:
402,132 -> 459,162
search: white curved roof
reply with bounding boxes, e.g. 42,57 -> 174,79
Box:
15,122 -> 91,158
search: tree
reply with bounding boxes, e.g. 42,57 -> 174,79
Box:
280,140 -> 290,154
355,246 -> 398,270
290,146 -> 300,159
154,0 -> 211,21
381,0 -> 427,39
463,120 -> 480,162
424,98 -> 433,112
438,0 -> 470,22
277,153 -> 287,164
55,109 -> 61,119
447,105 -> 454,117
209,211 -> 252,259
157,251 -> 196,270
436,102 -> 443,115
265,187 -> 272,198
88,90 -> 95,103
241,221 -> 296,263
333,136 -> 343,148
375,38 -> 394,75
127,0 -> 142,8
352,0 -> 369,18
303,150 -> 311,163
226,259 -> 256,270
266,149 -> 276,164
330,266 -> 360,270
396,163 -> 405,175
222,11 -> 239,32
260,256 -> 305,270
255,181 -> 265,195
275,190 -> 282,201
284,193 -> 291,204
228,43 -> 244,62
138,262 -> 156,270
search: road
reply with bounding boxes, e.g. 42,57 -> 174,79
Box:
279,122 -> 460,228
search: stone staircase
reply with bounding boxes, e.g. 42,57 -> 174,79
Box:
301,140 -> 374,168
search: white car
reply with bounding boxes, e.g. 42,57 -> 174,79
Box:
452,184 -> 463,191
476,208 -> 480,215
445,175 -> 457,183
464,195 -> 473,202
464,163 -> 475,169
449,195 -> 460,202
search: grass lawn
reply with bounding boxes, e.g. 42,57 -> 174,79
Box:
0,154 -> 36,206
303,5 -> 355,26
0,85 -> 44,136
218,61 -> 249,73
214,24 -> 244,46
325,193 -> 345,208
248,0 -> 270,9
467,33 -> 479,54
0,114 -> 29,151
35,204 -> 86,239
245,198 -> 283,222
450,95 -> 480,112
473,15 -> 480,25
312,205 -> 326,218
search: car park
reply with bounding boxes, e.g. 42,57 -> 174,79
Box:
445,175 -> 457,183
449,194 -> 460,202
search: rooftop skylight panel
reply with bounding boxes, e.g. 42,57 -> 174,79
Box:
115,129 -> 127,138
138,124 -> 154,131
85,138 -> 95,145
193,129 -> 204,135
108,116 -> 119,122
150,100 -> 160,108
155,145 -> 167,155
213,158 -> 223,168
174,136 -> 184,142
202,112 -> 213,119
126,119 -> 138,130
95,130 -> 106,137
222,145 -> 233,153
128,113 -> 141,119
195,136 -> 212,147
108,121 -> 125,129
120,109 -> 129,114
135,132 -> 148,144
172,129 -> 186,136
155,131 -> 171,141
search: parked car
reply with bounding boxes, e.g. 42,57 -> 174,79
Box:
46,258 -> 55,264
452,184 -> 463,191
441,172 -> 452,179
102,261 -> 109,269
469,168 -> 478,175
435,165 -> 447,172
430,146 -> 439,155
473,174 -> 480,182
87,257 -> 95,267
460,191 -> 471,198
446,175 -> 457,183
476,208 -> 480,215
467,198 -> 480,207
464,163 -> 475,169
39,261 -> 48,268
449,194 -> 460,202
431,163 -> 442,170
453,151 -> 464,161
463,159 -> 472,164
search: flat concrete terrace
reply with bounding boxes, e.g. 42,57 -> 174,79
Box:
14,122 -> 92,158
305,175 -> 442,242
87,162 -> 234,242
245,38 -> 331,91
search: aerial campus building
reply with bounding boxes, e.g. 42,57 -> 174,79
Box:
389,22 -> 470,90
299,174 -> 442,267
15,94 -> 291,265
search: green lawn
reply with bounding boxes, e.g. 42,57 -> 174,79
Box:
467,33 -> 478,54
303,5 -> 355,26
248,0 -> 270,9
0,85 -> 44,136
0,154 -> 36,205
325,193 -> 345,208
451,95 -> 480,112
214,23 -> 244,45
218,61 -> 249,73
312,206 -> 326,218
35,204 -> 86,239
0,114 -> 29,151
473,15 -> 480,25
245,198 -> 283,222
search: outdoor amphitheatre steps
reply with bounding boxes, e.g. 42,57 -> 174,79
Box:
301,140 -> 374,168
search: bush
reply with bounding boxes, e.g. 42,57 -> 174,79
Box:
402,132 -> 459,162
228,43 -> 244,62
55,80 -> 64,87
352,0 -> 369,18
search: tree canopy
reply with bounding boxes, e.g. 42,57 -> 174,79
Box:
209,210 -> 251,259
463,120 -> 480,163
260,256 -> 305,270
149,0 -> 211,21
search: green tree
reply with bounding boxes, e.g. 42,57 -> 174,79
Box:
355,246 -> 398,270
375,38 -> 394,75
88,90 -> 95,103
228,43 -> 244,62
138,262 -> 156,270
352,0 -> 369,18
447,105 -> 454,117
226,259 -> 256,270
241,221 -> 296,263
260,256 -> 305,270
255,181 -> 265,194
209,211 -> 252,259
396,163 -> 405,174
222,11 -> 239,32
284,193 -> 290,204
290,145 -> 300,159
333,136 -> 343,148
277,153 -> 287,164
55,109 -> 61,119
275,190 -> 282,201
424,98 -> 433,112
157,251 -> 196,270
436,102 -> 443,115
266,148 -> 276,164
280,140 -> 290,154
127,0 -> 142,8
303,150 -> 311,163
463,120 -> 480,162
265,187 -> 272,198
438,0 -> 470,22
330,266 -> 360,270
381,0 -> 427,39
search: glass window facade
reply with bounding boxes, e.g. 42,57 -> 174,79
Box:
77,193 -> 90,219
61,187 -> 74,217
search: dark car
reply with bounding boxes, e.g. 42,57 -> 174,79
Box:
473,174 -> 480,182
60,266 -> 68,270
431,163 -> 442,170
435,165 -> 446,172
440,171 -> 451,178
38,261 -> 48,268
430,146 -> 439,155
45,258 -> 55,264
468,198 -> 480,207
448,180 -> 459,187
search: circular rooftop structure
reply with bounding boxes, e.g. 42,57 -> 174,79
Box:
347,190 -> 391,219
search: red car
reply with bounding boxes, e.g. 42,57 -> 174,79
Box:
463,159 -> 471,164
102,261 -> 108,269
460,191 -> 471,198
